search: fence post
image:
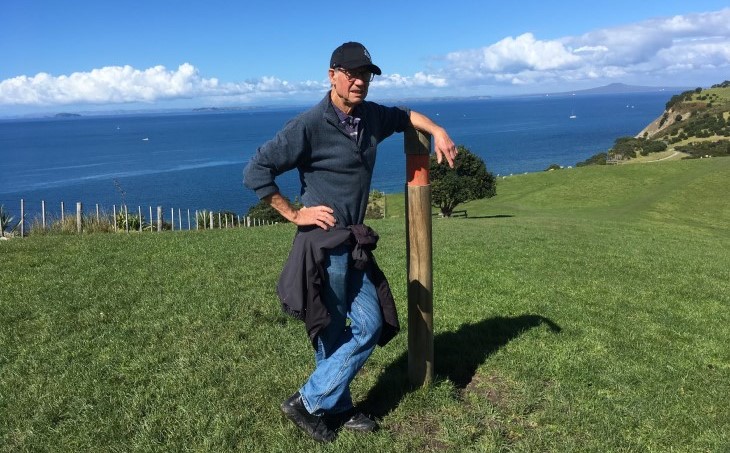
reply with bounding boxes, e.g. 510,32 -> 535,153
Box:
96,204 -> 100,224
178,208 -> 182,231
112,205 -> 117,232
171,208 -> 175,231
157,206 -> 162,232
20,198 -> 25,237
209,212 -> 213,230
76,202 -> 83,233
149,207 -> 153,231
42,200 -> 46,230
61,201 -> 65,224
124,205 -> 129,232
138,206 -> 142,232
405,126 -> 434,387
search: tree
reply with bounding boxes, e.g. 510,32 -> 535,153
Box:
429,145 -> 496,217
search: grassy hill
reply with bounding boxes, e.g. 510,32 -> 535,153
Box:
578,81 -> 730,166
1,159 -> 729,452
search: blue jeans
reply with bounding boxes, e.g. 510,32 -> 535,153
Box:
300,244 -> 383,415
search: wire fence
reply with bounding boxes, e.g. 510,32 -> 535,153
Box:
1,199 -> 276,238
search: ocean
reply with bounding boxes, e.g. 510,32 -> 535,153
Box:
0,91 -> 677,219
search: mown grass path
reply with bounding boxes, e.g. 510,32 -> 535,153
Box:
2,158 -> 728,452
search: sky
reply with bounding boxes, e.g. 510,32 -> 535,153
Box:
1,0 -> 729,116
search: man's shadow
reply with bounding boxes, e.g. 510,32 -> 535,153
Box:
361,314 -> 562,418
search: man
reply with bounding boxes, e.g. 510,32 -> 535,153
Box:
243,42 -> 456,443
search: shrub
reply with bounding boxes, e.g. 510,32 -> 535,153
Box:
115,209 -> 144,231
0,205 -> 16,236
365,190 -> 385,220
576,152 -> 608,166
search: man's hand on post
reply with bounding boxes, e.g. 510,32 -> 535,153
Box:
409,110 -> 458,168
433,128 -> 458,168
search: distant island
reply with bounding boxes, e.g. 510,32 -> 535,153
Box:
192,107 -> 245,112
545,83 -> 692,96
12,83 -> 705,120
382,95 -> 492,104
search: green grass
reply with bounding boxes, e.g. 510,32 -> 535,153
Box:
2,158 -> 729,452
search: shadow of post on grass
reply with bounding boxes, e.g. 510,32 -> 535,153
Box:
361,314 -> 561,418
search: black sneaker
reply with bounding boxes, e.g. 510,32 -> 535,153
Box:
335,409 -> 379,433
280,392 -> 336,443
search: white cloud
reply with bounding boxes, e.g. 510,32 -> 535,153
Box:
2,8 -> 729,108
0,63 -> 328,106
447,33 -> 581,75
374,72 -> 448,89
437,8 -> 730,88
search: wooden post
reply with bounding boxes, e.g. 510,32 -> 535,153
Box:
187,209 -> 191,230
178,208 -> 182,231
138,206 -> 142,232
112,205 -> 117,232
124,205 -> 129,232
157,206 -> 162,232
61,201 -> 65,223
209,212 -> 214,230
96,204 -> 100,224
76,202 -> 82,233
149,206 -> 153,231
42,200 -> 46,230
405,127 -> 434,387
170,208 -> 175,231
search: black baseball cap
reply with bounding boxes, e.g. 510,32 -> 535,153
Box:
330,42 -> 382,75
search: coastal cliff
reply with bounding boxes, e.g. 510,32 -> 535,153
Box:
578,81 -> 730,166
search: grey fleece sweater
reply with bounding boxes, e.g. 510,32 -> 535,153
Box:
243,93 -> 411,226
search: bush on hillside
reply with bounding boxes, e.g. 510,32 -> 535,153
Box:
666,90 -> 694,111
677,140 -> 730,158
576,152 -> 608,166
607,137 -> 667,160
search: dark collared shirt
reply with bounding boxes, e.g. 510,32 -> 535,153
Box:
333,105 -> 361,141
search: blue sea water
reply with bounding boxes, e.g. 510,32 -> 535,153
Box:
0,91 -> 677,219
